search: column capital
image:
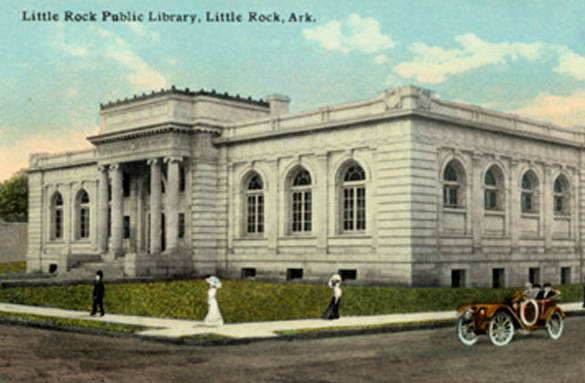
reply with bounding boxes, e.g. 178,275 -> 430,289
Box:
147,158 -> 160,166
109,163 -> 120,172
164,156 -> 183,164
97,164 -> 109,172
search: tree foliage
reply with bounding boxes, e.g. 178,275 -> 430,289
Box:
0,169 -> 28,222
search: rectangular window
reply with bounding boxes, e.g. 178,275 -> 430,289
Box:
123,173 -> 131,197
247,195 -> 256,233
492,268 -> 505,288
451,269 -> 466,288
529,267 -> 540,285
178,213 -> 185,238
339,269 -> 357,280
343,188 -> 354,231
80,207 -> 90,239
343,187 -> 366,232
247,194 -> 264,234
561,267 -> 571,285
179,166 -> 186,192
304,191 -> 311,231
292,191 -> 311,232
123,216 -> 130,239
257,195 -> 264,233
356,187 -> 366,230
287,268 -> 303,280
443,185 -> 459,207
485,190 -> 497,210
522,192 -> 533,212
241,268 -> 256,279
54,209 -> 62,239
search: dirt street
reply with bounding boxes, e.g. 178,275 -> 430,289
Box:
0,317 -> 584,382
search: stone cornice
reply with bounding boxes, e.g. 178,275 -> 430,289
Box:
214,108 -> 585,150
87,121 -> 223,145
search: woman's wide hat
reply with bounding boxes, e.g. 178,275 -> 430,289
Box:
328,274 -> 342,287
206,276 -> 222,288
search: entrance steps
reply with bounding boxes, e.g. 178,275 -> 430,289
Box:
66,257 -> 126,279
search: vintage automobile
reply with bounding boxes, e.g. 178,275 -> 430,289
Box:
456,290 -> 565,346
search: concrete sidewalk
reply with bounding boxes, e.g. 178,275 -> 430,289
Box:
0,302 -> 583,340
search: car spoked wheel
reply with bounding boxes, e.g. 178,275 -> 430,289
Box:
546,310 -> 564,340
457,309 -> 478,346
488,311 -> 515,346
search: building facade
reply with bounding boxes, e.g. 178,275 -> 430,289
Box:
26,85 -> 585,287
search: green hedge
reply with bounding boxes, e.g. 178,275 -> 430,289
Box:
0,261 -> 26,275
0,279 -> 581,323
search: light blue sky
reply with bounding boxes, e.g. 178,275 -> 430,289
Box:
1,0 -> 585,180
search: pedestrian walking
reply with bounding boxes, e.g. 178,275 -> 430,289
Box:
321,274 -> 342,320
204,276 -> 224,326
90,270 -> 105,316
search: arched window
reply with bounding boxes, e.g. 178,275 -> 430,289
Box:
554,175 -> 570,216
341,164 -> 366,232
484,166 -> 504,210
51,192 -> 63,240
521,171 -> 539,213
76,189 -> 90,239
442,160 -> 465,208
245,173 -> 264,234
290,168 -> 312,233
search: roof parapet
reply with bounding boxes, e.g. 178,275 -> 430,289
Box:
100,86 -> 269,110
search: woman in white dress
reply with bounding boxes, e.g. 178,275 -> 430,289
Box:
204,276 -> 224,326
321,274 -> 342,320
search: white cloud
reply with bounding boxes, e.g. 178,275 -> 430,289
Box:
52,26 -> 166,91
127,22 -> 160,43
374,55 -> 388,64
393,34 -> 542,83
53,24 -> 88,57
302,14 -> 394,54
553,47 -> 585,81
509,91 -> 585,127
102,33 -> 167,90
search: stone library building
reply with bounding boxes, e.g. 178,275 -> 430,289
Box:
26,85 -> 584,287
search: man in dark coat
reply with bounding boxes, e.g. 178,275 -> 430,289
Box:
90,270 -> 105,316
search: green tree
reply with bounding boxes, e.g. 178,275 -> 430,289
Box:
0,169 -> 28,222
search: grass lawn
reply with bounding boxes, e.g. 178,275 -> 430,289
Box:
0,277 -> 582,323
0,310 -> 146,332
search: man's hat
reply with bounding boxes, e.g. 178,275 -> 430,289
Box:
96,270 -> 103,278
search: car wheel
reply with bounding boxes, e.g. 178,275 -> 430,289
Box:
457,311 -> 478,346
488,311 -> 515,346
546,310 -> 564,340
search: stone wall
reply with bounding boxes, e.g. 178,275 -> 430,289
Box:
0,221 -> 27,263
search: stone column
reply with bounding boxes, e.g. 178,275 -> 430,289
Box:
97,165 -> 109,254
149,158 -> 162,254
110,163 -> 123,256
165,156 -> 181,253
